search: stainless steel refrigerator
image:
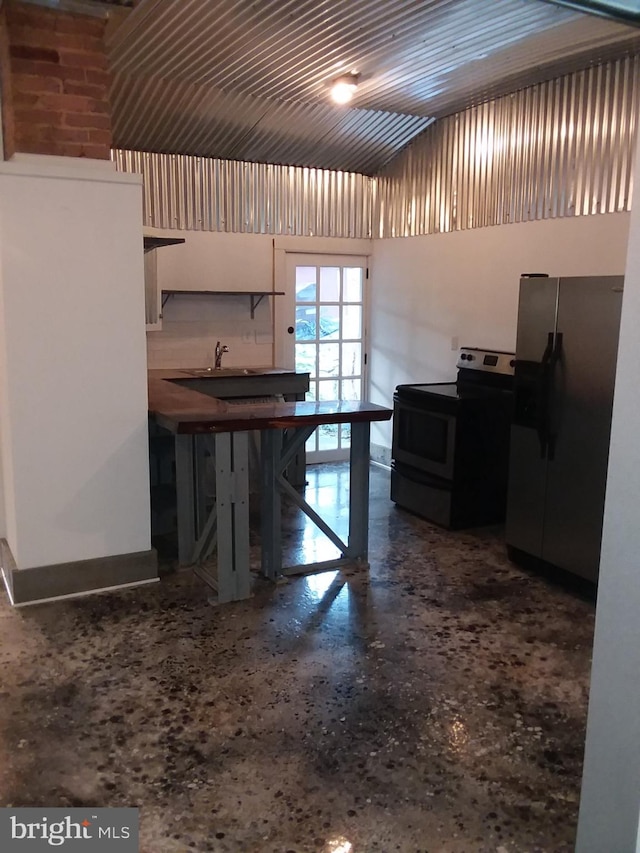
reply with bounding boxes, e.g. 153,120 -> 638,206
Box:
505,274 -> 623,584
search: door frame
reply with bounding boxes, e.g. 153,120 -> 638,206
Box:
273,238 -> 372,369
273,238 -> 372,372
274,241 -> 371,462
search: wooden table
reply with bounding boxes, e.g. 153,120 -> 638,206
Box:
148,375 -> 392,604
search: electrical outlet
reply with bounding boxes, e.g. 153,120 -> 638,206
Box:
451,336 -> 459,351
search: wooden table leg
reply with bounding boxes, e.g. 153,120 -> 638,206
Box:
260,421 -> 372,578
346,421 -> 371,562
260,428 -> 282,581
212,431 -> 251,603
175,434 -> 196,565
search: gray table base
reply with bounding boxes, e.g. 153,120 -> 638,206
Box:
175,421 -> 371,603
175,432 -> 251,604
260,422 -> 371,580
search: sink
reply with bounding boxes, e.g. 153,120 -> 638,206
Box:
182,368 -> 258,377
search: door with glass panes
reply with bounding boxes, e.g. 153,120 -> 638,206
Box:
285,254 -> 368,462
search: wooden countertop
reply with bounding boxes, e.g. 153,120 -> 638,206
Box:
148,371 -> 392,435
148,367 -> 302,380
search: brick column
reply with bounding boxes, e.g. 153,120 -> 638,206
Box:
0,0 -> 112,160
0,3 -> 16,158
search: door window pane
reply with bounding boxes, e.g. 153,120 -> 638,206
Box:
319,267 -> 340,302
296,307 -> 317,340
318,423 -> 339,451
296,267 -> 317,300
318,380 -> 339,400
342,305 -> 362,339
296,344 -> 317,377
341,424 -> 351,448
341,342 -> 361,377
319,304 -> 340,339
319,343 -> 339,378
341,378 -> 361,401
343,268 -> 362,302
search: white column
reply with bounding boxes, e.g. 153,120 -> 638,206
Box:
0,155 -> 151,571
576,93 -> 640,851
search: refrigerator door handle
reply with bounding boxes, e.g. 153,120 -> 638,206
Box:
546,332 -> 563,461
536,332 -> 554,458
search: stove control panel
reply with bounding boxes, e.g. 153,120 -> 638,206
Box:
456,348 -> 515,375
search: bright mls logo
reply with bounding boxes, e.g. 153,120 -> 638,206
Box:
0,808 -> 139,851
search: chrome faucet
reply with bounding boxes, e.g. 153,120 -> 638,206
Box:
214,340 -> 229,369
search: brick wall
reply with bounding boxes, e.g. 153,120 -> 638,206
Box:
1,0 -> 112,160
0,4 -> 16,159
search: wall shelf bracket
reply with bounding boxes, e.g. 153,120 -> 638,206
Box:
250,294 -> 266,318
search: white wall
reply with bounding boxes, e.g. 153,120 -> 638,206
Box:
575,110 -> 640,851
369,212 -> 631,450
0,155 -> 151,569
148,232 -> 276,368
0,246 -> 11,544
156,230 -> 275,293
150,232 -> 372,369
147,292 -> 275,369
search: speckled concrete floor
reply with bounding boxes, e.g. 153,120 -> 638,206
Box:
0,464 -> 595,853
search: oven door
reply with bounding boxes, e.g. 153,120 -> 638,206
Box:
392,395 -> 457,480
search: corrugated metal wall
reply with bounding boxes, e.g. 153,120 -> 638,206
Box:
376,55 -> 639,237
113,55 -> 639,240
112,150 -> 374,238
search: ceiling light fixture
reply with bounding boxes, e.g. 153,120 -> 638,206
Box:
330,73 -> 360,105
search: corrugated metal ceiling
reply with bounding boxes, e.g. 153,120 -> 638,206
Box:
99,0 -> 640,174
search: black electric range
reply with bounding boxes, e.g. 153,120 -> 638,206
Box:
391,348 -> 515,529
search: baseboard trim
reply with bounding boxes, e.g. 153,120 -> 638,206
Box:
0,540 -> 158,606
370,443 -> 392,468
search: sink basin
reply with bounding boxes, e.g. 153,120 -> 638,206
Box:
182,368 -> 258,377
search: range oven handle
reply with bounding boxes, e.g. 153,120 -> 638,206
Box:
536,332 -> 554,458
